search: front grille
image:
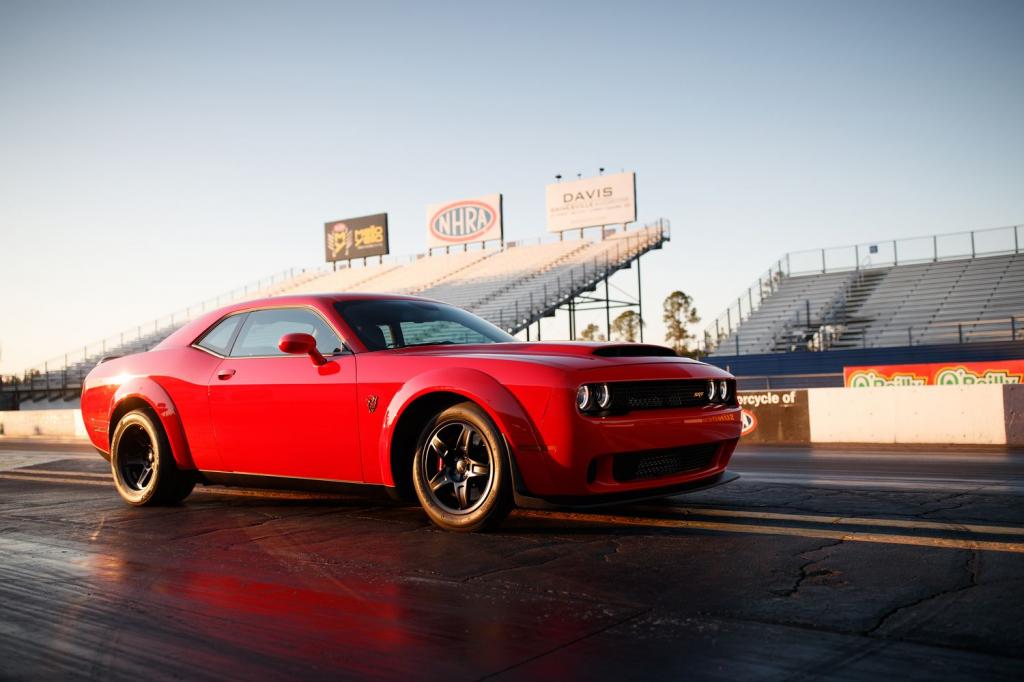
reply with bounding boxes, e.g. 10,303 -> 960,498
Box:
609,380 -> 715,412
612,443 -> 719,482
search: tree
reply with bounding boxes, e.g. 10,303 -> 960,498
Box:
579,323 -> 605,342
610,310 -> 644,342
663,290 -> 701,355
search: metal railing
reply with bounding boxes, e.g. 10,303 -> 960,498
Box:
785,223 -> 1022,276
734,372 -> 845,390
493,221 -> 670,333
707,223 -> 1023,353
1,220 -> 671,403
903,316 -> 1022,347
704,260 -> 787,353
14,266 -> 320,385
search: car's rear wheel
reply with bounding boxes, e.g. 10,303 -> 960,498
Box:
110,409 -> 195,506
412,402 -> 512,532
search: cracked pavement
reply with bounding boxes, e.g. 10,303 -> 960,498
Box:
1,440 -> 1023,680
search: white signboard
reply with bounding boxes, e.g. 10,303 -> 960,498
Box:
426,193 -> 503,248
546,172 -> 636,232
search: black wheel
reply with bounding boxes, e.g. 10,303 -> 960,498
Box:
412,402 -> 512,532
110,409 -> 195,506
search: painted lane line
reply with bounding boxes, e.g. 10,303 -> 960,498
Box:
7,471 -> 1024,551
5,469 -> 110,479
0,474 -> 109,487
0,454 -> 88,472
736,474 -> 1023,493
0,473 -> 353,500
515,510 -> 1024,554
641,506 -> 1024,536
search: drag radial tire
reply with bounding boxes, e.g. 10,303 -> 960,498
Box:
110,409 -> 196,506
412,402 -> 512,532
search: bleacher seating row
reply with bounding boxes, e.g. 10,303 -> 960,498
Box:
3,223 -> 668,403
711,251 -> 1024,356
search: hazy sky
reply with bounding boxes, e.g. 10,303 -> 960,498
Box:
2,0 -> 1023,373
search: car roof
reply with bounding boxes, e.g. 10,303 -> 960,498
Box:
154,292 -> 446,351
230,292 -> 436,308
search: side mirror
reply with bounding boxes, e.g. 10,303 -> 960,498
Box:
278,333 -> 327,366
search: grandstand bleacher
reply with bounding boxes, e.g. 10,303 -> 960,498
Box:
0,221 -> 668,407
706,224 -> 1024,388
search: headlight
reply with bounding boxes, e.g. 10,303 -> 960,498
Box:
707,380 -> 716,402
576,385 -> 594,412
719,380 -> 729,402
577,383 -> 612,413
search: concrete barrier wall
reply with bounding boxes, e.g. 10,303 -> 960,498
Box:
2,384 -> 1022,446
742,384 -> 1022,446
807,384 -> 1008,445
0,409 -> 87,438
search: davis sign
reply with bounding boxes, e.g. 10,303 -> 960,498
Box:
546,172 -> 636,232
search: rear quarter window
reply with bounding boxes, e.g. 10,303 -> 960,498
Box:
195,314 -> 244,356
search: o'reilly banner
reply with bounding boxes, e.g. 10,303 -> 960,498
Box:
325,213 -> 389,262
546,172 -> 636,232
426,194 -> 503,248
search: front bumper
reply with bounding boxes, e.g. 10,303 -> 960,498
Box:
511,397 -> 743,499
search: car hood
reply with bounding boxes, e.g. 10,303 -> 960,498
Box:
382,342 -> 706,371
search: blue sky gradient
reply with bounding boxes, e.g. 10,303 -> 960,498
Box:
2,0 -> 1022,371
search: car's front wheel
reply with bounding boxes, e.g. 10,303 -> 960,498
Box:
110,409 -> 196,506
412,402 -> 512,532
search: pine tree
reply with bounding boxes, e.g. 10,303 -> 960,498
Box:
610,310 -> 643,342
662,290 -> 701,355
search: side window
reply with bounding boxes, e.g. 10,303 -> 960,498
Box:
195,314 -> 244,356
231,308 -> 343,358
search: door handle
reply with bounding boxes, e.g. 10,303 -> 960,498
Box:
217,369 -> 236,380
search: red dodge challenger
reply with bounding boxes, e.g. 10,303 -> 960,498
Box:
81,294 -> 741,531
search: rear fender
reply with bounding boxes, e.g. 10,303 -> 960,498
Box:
109,378 -> 195,470
379,368 -> 547,487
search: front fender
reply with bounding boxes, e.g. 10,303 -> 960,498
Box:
109,377 -> 196,470
378,367 -> 551,489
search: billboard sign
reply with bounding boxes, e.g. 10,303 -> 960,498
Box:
426,194 -> 503,248
546,172 -> 636,232
324,213 -> 389,262
737,390 -> 810,443
844,360 -> 1024,387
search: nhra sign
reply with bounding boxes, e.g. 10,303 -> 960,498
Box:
737,390 -> 810,444
546,172 -> 636,232
426,194 -> 503,248
844,360 -> 1024,387
325,213 -> 390,262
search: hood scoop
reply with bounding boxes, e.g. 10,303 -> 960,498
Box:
591,344 -> 677,358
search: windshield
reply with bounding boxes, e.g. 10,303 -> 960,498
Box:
335,299 -> 515,351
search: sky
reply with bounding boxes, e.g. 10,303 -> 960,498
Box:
1,0 -> 1023,373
